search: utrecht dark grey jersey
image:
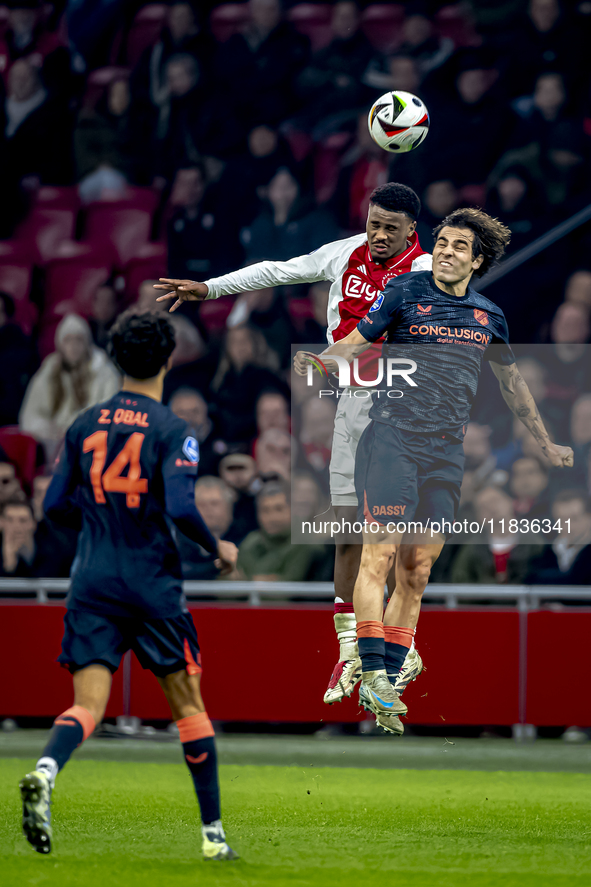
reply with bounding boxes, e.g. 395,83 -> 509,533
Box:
357,271 -> 514,439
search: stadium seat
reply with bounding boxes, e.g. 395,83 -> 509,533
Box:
199,295 -> 235,336
14,207 -> 77,265
124,242 -> 167,303
209,4 -> 249,42
125,4 -> 167,67
288,296 -> 314,333
361,4 -> 405,53
287,4 -> 332,52
81,189 -> 160,268
435,4 -> 481,48
43,242 -> 112,320
0,427 -> 39,490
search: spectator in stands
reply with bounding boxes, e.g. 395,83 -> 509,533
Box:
216,0 -> 309,128
571,394 -> 591,449
330,112 -> 388,231
236,481 -> 322,581
256,391 -> 290,436
218,453 -> 259,540
210,325 -> 289,442
298,397 -> 335,480
509,457 -> 550,520
296,1 -> 374,130
227,287 -> 296,369
133,1 -> 216,114
364,53 -> 421,95
241,168 -> 338,262
564,270 -> 591,311
88,283 -> 119,350
415,179 -> 458,252
169,387 -> 223,476
4,57 -> 72,184
451,486 -> 545,583
485,165 -> 546,252
255,428 -> 292,482
0,291 -> 36,426
506,0 -> 578,96
213,124 -> 298,231
0,498 -> 64,577
0,0 -> 69,94
463,423 -> 499,486
19,313 -> 119,460
31,473 -> 77,576
74,73 -> 142,185
167,164 -> 238,279
178,476 -> 242,579
542,303 -> 591,424
398,5 -> 454,81
526,489 -> 591,584
0,462 -> 25,505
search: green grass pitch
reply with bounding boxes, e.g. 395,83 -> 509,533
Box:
1,758 -> 590,887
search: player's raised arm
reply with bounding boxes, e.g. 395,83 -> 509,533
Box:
293,327 -> 372,376
153,239 -> 351,312
490,361 -> 574,468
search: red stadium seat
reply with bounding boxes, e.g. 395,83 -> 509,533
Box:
125,4 -> 167,67
81,189 -> 160,267
199,296 -> 235,336
288,296 -> 314,333
124,242 -> 167,303
14,207 -> 77,264
314,130 -> 352,204
209,4 -> 249,42
361,4 -> 405,53
44,242 -> 112,320
287,4 -> 332,51
0,427 -> 39,490
435,4 -> 481,48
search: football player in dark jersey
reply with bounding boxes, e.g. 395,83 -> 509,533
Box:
295,207 -> 574,734
19,311 -> 239,860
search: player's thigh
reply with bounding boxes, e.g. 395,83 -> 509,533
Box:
355,422 -> 419,529
329,391 -> 372,507
58,608 -> 130,676
132,610 -> 202,684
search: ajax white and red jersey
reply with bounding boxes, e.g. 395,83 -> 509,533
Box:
203,231 -> 432,345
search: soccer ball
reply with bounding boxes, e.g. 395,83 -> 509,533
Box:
368,91 -> 430,153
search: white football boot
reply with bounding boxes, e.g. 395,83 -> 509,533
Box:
202,820 -> 239,860
323,610 -> 362,704
20,770 -> 52,854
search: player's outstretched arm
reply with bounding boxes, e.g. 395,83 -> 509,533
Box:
154,280 -> 209,312
490,362 -> 574,468
293,328 -> 372,376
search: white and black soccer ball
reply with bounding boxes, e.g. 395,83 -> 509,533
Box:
368,90 -> 430,154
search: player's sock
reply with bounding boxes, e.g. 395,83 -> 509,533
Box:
178,712 -> 220,825
334,600 -> 356,660
357,620 -> 385,673
37,705 -> 96,781
384,626 -> 415,684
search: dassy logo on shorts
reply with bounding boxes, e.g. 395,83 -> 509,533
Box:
372,504 -> 407,516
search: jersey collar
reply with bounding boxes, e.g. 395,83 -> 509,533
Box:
365,231 -> 422,269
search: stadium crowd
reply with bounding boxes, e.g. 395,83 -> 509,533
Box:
0,0 -> 590,586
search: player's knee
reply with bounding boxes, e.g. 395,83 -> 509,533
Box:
403,561 -> 432,597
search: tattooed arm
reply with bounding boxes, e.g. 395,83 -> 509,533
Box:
490,362 -> 574,468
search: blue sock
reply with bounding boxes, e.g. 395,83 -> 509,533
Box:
178,714 -> 220,824
39,705 -> 95,773
357,620 -> 385,672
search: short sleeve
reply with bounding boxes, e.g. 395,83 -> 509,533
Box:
162,420 -> 200,483
485,311 -> 515,366
357,286 -> 406,342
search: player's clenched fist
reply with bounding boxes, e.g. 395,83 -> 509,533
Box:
154,279 -> 209,312
544,443 -> 574,469
215,539 -> 238,575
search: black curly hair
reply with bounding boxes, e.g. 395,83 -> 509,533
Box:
369,182 -> 421,220
433,208 -> 511,277
109,310 -> 176,379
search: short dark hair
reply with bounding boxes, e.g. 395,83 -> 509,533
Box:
552,489 -> 590,511
109,311 -> 176,379
256,480 -> 290,506
433,207 -> 511,277
369,183 -> 421,220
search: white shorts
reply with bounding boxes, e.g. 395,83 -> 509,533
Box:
329,389 -> 373,506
